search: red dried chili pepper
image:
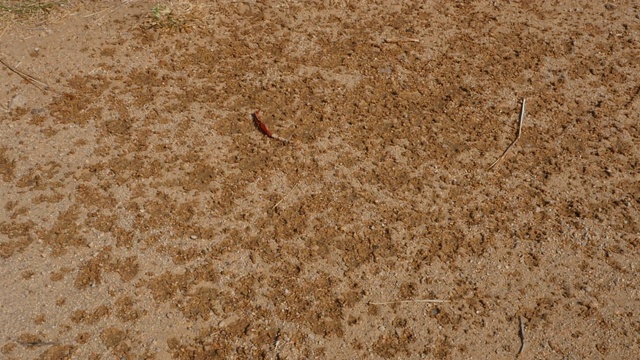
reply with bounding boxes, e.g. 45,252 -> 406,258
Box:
252,110 -> 274,138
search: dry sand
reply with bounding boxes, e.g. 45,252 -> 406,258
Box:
0,1 -> 638,358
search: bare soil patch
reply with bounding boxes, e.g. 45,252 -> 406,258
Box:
1,1 -> 638,359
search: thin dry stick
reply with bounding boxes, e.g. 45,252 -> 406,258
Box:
369,299 -> 449,305
272,182 -> 299,209
488,98 -> 526,170
83,0 -> 130,19
517,316 -> 525,356
0,20 -> 14,40
0,57 -> 48,92
83,5 -> 117,18
384,38 -> 421,43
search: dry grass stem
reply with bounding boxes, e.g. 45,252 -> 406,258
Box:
82,5 -> 117,18
384,38 -> 420,43
369,299 -> 449,305
488,98 -> 526,170
0,56 -> 48,91
272,182 -> 299,209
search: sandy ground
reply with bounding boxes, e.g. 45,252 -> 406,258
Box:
0,0 -> 638,359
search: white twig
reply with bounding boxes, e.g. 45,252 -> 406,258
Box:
369,299 -> 449,305
488,98 -> 526,170
272,182 -> 299,209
